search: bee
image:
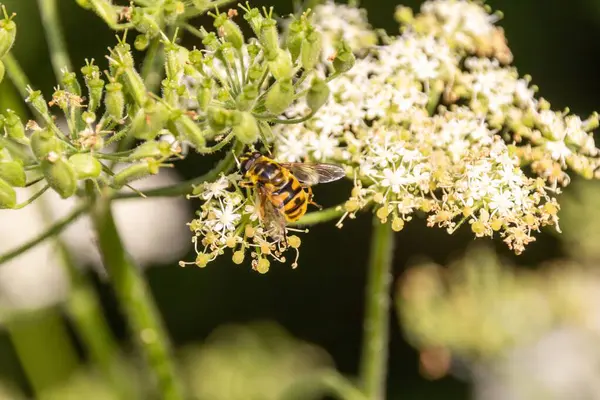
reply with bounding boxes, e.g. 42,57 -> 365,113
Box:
239,152 -> 346,240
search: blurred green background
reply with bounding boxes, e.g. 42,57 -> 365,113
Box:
1,0 -> 599,398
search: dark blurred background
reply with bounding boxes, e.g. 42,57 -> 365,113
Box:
1,0 -> 598,398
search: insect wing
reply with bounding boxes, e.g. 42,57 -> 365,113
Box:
280,162 -> 346,185
256,186 -> 287,240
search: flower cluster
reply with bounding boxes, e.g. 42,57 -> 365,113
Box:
181,173 -> 303,273
269,0 -> 600,255
397,245 -> 600,378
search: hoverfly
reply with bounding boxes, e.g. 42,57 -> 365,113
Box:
239,152 -> 346,240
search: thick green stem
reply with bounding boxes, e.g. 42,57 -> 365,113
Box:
34,196 -> 133,400
359,217 -> 394,400
37,0 -> 72,78
290,204 -> 345,226
89,190 -> 185,400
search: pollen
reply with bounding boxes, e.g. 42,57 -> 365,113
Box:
232,251 -> 245,265
245,225 -> 255,238
345,199 -> 359,212
225,235 -> 237,248
256,257 -> 270,274
392,217 -> 405,232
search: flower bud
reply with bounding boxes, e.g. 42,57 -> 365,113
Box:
197,87 -> 212,112
0,178 -> 16,209
260,18 -> 279,58
81,111 -> 96,124
267,49 -> 293,80
286,19 -> 305,62
175,112 -> 207,150
130,101 -> 169,140
129,141 -> 163,160
242,6 -> 263,35
306,78 -> 330,112
188,48 -> 204,68
214,14 -> 244,50
4,110 -> 28,144
0,160 -> 25,187
256,257 -> 270,274
0,7 -> 16,59
232,112 -> 259,144
163,0 -> 184,23
236,85 -> 258,111
131,8 -> 161,38
26,89 -> 49,116
207,107 -> 230,133
134,34 -> 150,51
333,41 -> 355,73
123,68 -> 148,107
394,6 -> 414,24
42,157 -> 77,199
265,78 -> 294,115
232,251 -> 245,264
165,43 -> 189,80
31,128 -> 63,159
84,77 -> 104,114
61,70 -> 82,96
301,28 -> 322,71
113,160 -> 160,189
105,81 -> 124,121
68,153 -> 102,180
88,0 -> 118,26
247,64 -> 266,82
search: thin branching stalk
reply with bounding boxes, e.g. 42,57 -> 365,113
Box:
290,204 -> 345,226
4,53 -> 38,115
37,0 -> 72,77
0,203 -> 88,265
359,217 -> 394,400
89,186 -> 185,400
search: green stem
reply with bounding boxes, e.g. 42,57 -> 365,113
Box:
112,140 -> 245,199
34,195 -> 134,400
359,217 -> 394,400
89,189 -> 185,400
279,370 -> 367,400
37,0 -> 72,79
3,53 -> 41,118
141,37 -> 165,94
0,203 -> 88,265
290,204 -> 345,226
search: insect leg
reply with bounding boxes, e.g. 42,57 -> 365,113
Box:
306,186 -> 323,210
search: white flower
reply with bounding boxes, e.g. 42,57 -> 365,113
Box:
211,200 -> 241,235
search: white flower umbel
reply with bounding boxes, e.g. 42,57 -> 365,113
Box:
182,173 -> 303,273
268,0 -> 599,255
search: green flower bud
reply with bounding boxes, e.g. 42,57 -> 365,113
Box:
131,8 -> 161,38
61,70 -> 82,96
0,178 -> 16,209
286,20 -> 305,62
175,113 -> 206,150
68,153 -> 102,180
197,87 -> 212,112
31,128 -> 63,160
105,81 -> 124,121
0,7 -> 16,59
88,0 -> 118,26
42,157 -> 77,199
232,112 -> 259,144
165,43 -> 189,79
189,48 -> 204,68
134,34 -> 150,51
242,6 -> 264,35
301,28 -> 322,71
123,68 -> 148,107
129,141 -> 166,160
207,107 -> 230,133
214,14 -> 244,50
333,41 -> 355,73
81,111 -> 96,124
0,160 -> 25,187
236,85 -> 258,111
26,89 -> 49,116
163,0 -> 184,24
267,49 -> 293,80
113,160 -> 159,189
4,110 -> 27,144
265,78 -> 294,115
260,18 -> 279,59
306,78 -> 330,111
131,101 -> 169,140
247,64 -> 266,82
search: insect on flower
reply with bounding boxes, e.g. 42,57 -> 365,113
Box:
238,151 -> 346,240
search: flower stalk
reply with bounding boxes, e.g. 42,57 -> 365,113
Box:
359,217 -> 394,400
89,186 -> 185,400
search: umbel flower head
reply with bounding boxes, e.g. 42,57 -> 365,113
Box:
267,0 -> 600,256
